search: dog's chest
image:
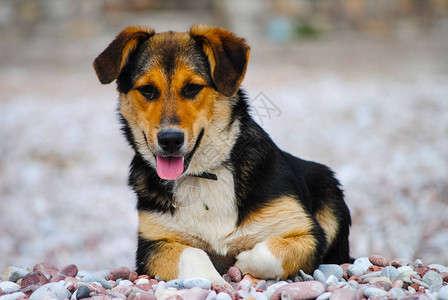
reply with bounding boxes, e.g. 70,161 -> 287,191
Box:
169,166 -> 238,254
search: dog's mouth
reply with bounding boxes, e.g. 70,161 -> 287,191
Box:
155,156 -> 184,180
145,129 -> 205,181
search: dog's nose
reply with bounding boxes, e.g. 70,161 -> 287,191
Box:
157,129 -> 184,154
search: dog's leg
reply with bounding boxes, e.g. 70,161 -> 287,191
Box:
235,234 -> 319,279
138,239 -> 230,287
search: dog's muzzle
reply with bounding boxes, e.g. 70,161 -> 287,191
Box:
156,129 -> 185,180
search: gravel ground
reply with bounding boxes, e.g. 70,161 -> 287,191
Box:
1,255 -> 447,299
0,22 -> 447,276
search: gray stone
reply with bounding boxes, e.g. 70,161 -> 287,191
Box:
81,273 -> 113,289
438,285 -> 448,300
363,287 -> 388,298
346,265 -> 365,278
299,270 -> 313,281
182,277 -> 211,290
166,279 -> 184,289
2,267 -> 30,282
313,269 -> 326,283
318,264 -> 344,281
380,266 -> 399,280
395,270 -> 417,284
30,282 -> 71,300
216,292 -> 232,300
389,287 -> 406,299
325,275 -> 339,287
316,292 -> 332,300
75,285 -> 91,299
429,264 -> 448,273
353,257 -> 373,272
0,281 -> 21,294
422,270 -> 443,289
0,292 -> 28,300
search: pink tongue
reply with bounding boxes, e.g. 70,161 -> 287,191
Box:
156,156 -> 184,180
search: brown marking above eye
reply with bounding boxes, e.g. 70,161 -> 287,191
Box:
181,83 -> 205,99
136,84 -> 160,101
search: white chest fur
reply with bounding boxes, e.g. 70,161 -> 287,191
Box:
163,166 -> 238,255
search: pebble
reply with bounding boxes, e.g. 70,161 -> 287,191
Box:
422,270 -> 443,289
318,264 -> 344,281
216,292 -> 232,300
2,267 -> 30,282
0,292 -> 28,300
227,266 -> 242,283
380,266 -> 399,280
325,275 -> 339,287
346,265 -> 364,278
2,258 -> 448,300
439,285 -> 448,300
0,282 -> 21,294
29,282 -> 71,300
166,279 -> 184,289
81,274 -> 113,289
75,285 -> 91,299
108,267 -> 131,281
313,269 -> 327,283
271,281 -> 326,300
33,263 -> 59,280
369,254 -> 389,267
316,292 -> 332,300
329,288 -> 355,300
389,287 -> 407,299
118,280 -> 134,287
429,264 -> 448,273
353,257 -> 373,272
182,278 -> 211,290
395,270 -> 416,284
363,286 -> 388,298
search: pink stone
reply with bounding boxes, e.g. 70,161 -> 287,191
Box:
111,284 -> 133,296
109,267 -> 131,281
33,263 -> 59,279
241,274 -> 260,287
129,271 -> 139,282
166,296 -> 183,300
60,264 -> 78,277
227,266 -> 242,283
369,255 -> 389,267
236,279 -> 251,292
20,271 -> 49,292
330,288 -> 356,300
182,287 -> 209,300
271,281 -> 326,300
133,293 -> 157,300
136,283 -> 152,292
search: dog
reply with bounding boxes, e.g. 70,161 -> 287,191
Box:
93,25 -> 351,286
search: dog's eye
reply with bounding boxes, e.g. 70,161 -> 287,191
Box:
137,84 -> 160,101
182,84 -> 204,99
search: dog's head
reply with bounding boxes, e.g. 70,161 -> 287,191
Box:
94,25 -> 250,180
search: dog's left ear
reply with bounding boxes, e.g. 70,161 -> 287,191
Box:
190,25 -> 250,97
93,26 -> 155,84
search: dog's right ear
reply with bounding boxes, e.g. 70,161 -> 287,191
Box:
93,26 -> 155,84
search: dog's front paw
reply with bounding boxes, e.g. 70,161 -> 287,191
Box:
235,241 -> 284,280
178,247 -> 232,289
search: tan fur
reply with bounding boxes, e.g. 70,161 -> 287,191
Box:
315,205 -> 339,246
146,241 -> 187,280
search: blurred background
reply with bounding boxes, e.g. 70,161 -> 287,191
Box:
1,0 -> 447,272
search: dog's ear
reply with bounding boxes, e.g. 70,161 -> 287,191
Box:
190,25 -> 250,97
93,26 -> 155,84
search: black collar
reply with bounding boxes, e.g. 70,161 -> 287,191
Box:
189,172 -> 218,180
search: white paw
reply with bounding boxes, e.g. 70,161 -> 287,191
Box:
235,241 -> 284,279
178,247 -> 230,288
